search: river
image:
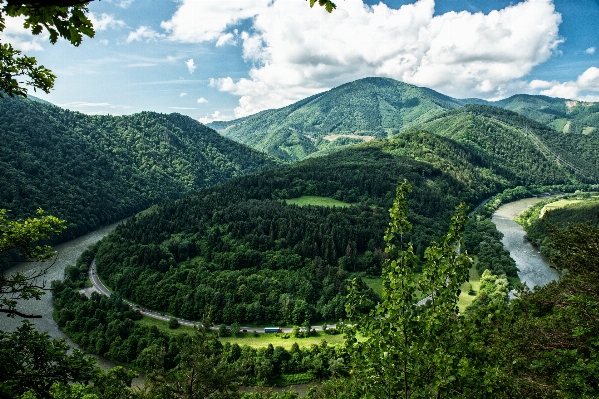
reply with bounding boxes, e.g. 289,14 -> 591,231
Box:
492,197 -> 560,288
0,221 -> 121,371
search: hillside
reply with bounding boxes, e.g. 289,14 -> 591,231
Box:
492,94 -> 599,134
208,77 -> 599,162
93,124 -> 584,326
208,77 -> 465,161
0,96 -> 278,241
419,105 -> 599,183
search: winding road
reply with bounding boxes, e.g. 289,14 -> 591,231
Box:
89,260 -> 322,333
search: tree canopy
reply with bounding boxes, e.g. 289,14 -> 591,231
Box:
0,0 -> 94,97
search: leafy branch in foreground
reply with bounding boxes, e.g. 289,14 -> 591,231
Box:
0,208 -> 65,318
308,0 -> 336,13
0,0 -> 94,97
345,180 -> 474,398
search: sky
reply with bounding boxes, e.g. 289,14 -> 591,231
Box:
2,0 -> 599,123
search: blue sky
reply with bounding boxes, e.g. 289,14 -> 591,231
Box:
2,0 -> 598,122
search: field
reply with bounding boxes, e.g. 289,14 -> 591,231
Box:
458,266 -> 481,312
136,315 -> 346,348
220,331 -> 346,349
285,196 -> 352,207
540,198 -> 585,218
362,276 -> 383,297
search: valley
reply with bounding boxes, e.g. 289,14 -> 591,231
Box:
2,76 -> 599,398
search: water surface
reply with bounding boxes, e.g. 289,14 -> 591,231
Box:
492,197 -> 559,289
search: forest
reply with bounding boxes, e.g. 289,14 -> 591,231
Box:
91,119 -> 591,326
2,76 -> 599,397
35,184 -> 599,398
0,96 -> 277,242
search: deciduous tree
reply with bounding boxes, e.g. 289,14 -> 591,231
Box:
345,180 -> 474,398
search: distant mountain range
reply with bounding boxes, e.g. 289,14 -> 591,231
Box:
208,77 -> 599,162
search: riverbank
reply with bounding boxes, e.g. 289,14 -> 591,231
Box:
492,197 -> 559,289
0,221 -> 122,371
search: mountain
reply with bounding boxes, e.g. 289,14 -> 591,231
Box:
0,96 -> 278,241
208,77 -> 466,161
490,94 -> 599,135
419,104 -> 599,183
208,77 -> 599,162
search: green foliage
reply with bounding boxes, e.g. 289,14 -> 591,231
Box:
344,180 -> 474,398
168,317 -> 180,329
0,320 -> 98,398
494,94 -> 599,137
492,223 -> 599,397
517,195 -> 599,259
0,42 -> 55,97
308,0 -> 336,13
0,96 -> 278,241
0,208 -> 66,318
465,269 -> 508,313
0,1 -> 94,97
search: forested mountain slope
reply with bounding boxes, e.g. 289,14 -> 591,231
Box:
420,105 -> 599,183
209,77 -> 599,162
94,127 -> 582,325
208,77 -> 465,161
0,96 -> 278,241
491,94 -> 599,135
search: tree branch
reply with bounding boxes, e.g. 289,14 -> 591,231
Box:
0,308 -> 42,318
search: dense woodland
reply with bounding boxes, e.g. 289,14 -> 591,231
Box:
45,186 -> 599,398
93,117 -> 590,325
0,96 -> 277,241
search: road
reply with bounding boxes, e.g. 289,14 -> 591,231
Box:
89,260 -> 323,333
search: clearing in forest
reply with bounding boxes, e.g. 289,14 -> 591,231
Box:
285,196 -> 352,207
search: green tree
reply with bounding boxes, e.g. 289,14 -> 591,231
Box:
0,320 -> 97,398
0,0 -> 94,97
144,323 -> 241,399
168,317 -> 179,329
345,180 -> 474,398
0,208 -> 65,318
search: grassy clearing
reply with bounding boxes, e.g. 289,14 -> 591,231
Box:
136,315 -> 196,335
362,277 -> 382,297
458,265 -> 481,313
540,199 -> 585,218
136,316 -> 345,348
285,196 -> 352,207
220,331 -> 346,349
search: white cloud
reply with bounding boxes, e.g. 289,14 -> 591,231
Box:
197,97 -> 208,103
185,59 -> 196,74
58,101 -> 133,113
88,12 -> 125,30
163,0 -> 564,117
180,92 -> 188,97
199,110 -> 233,124
0,15 -> 47,51
161,0 -> 271,43
585,47 -> 596,55
531,67 -> 599,99
216,32 -> 236,47
126,26 -> 165,43
118,0 -> 135,8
